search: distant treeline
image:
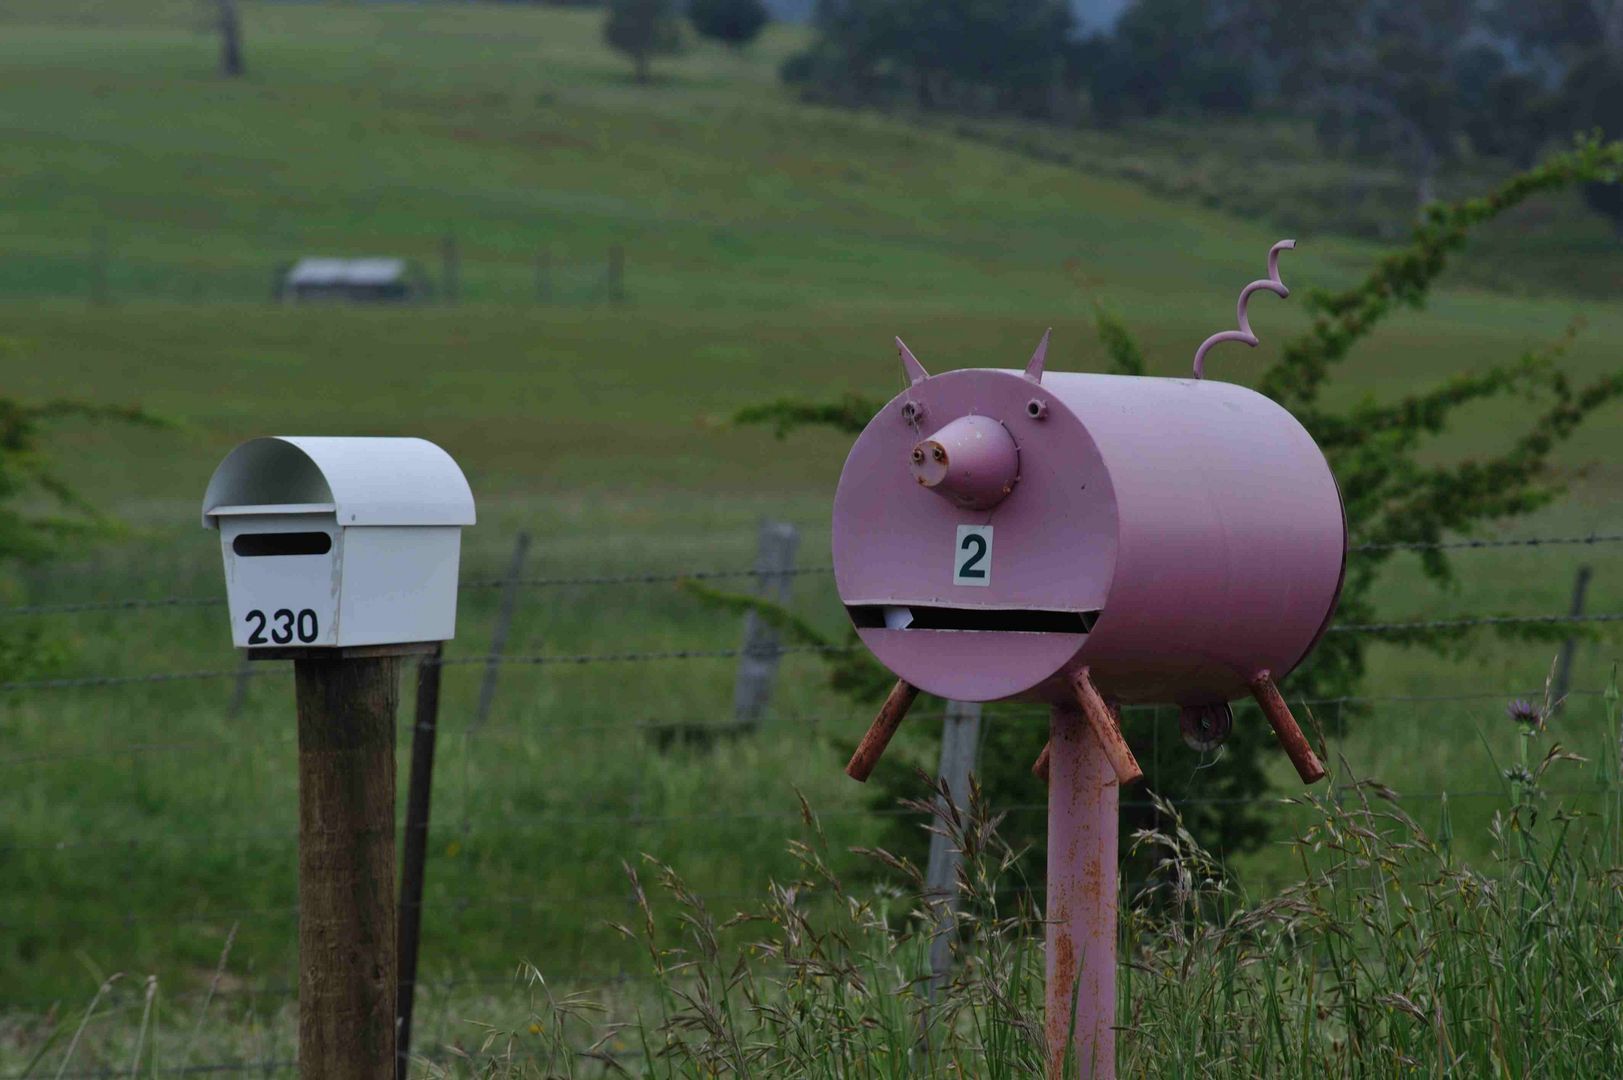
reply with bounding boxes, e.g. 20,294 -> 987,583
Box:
783,0 -> 1623,226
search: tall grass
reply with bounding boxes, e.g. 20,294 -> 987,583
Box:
415,673 -> 1623,1077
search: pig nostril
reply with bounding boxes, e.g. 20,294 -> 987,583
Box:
910,447 -> 925,465
931,446 -> 946,463
1027,399 -> 1047,419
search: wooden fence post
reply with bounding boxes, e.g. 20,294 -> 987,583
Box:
1551,565 -> 1593,715
395,644 -> 443,1080
292,652 -> 405,1080
216,0 -> 245,78
227,653 -> 253,720
607,245 -> 625,305
440,234 -> 460,305
926,699 -> 981,996
534,249 -> 552,304
90,226 -> 109,307
468,532 -> 530,737
731,521 -> 799,731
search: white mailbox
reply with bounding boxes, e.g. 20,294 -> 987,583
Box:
202,436 -> 476,649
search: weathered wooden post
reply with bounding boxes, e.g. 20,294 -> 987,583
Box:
828,242 -> 1344,1077
732,521 -> 799,731
294,650 -> 405,1078
203,436 -> 475,1080
1551,565 -> 1593,715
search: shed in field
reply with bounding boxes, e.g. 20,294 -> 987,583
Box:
276,257 -> 430,304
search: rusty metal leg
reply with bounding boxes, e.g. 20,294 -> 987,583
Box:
1248,670 -> 1327,785
1046,705 -> 1117,1080
845,679 -> 920,782
1069,669 -> 1143,787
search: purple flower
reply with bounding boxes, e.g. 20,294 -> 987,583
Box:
1506,699 -> 1543,730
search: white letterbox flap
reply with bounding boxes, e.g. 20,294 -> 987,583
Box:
202,436 -> 476,528
208,502 -> 337,518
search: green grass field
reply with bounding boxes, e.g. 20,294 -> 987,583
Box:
2,1 -> 1622,1071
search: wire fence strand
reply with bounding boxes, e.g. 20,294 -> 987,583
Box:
7,529 -> 1620,619
5,609 -> 1618,694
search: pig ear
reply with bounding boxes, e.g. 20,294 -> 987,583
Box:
1024,328 -> 1051,383
896,337 -> 929,385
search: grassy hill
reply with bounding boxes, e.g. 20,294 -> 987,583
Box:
0,0 -> 1620,1042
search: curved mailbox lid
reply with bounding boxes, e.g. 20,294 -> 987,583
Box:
203,436 -> 476,528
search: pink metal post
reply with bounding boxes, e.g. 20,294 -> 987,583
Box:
1046,707 -> 1117,1079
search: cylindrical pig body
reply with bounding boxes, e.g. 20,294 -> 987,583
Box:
832,368 -> 1344,707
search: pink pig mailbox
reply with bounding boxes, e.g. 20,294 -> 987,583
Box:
831,241 -> 1342,1078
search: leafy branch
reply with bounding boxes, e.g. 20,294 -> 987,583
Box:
0,395 -> 163,561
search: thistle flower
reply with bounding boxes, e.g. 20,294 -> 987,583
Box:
1506,698 -> 1543,731
1503,763 -> 1535,786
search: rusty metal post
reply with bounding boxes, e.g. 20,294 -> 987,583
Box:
1045,705 -> 1117,1080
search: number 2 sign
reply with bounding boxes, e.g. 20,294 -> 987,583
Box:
953,525 -> 993,586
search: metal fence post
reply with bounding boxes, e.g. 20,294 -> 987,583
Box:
469,532 -> 530,737
1551,565 -> 1592,715
396,644 -> 443,1080
926,700 -> 981,996
731,521 -> 799,731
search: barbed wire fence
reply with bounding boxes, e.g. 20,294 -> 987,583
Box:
35,226 -> 633,310
0,525 -> 1619,1076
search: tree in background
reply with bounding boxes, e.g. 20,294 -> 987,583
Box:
1489,1 -> 1623,237
693,139 -> 1623,879
690,0 -> 770,50
1074,0 -> 1254,124
604,0 -> 682,83
785,0 -> 1075,118
1241,0 -> 1479,208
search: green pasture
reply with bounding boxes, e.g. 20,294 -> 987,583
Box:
0,1 -> 1621,1058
